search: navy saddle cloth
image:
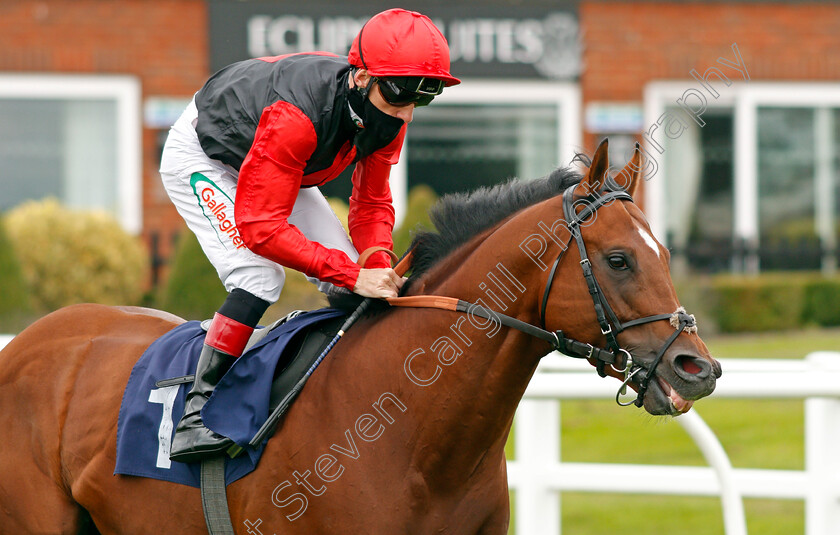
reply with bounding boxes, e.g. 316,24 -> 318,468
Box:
115,308 -> 345,488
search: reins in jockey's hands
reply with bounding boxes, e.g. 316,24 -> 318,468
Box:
354,268 -> 406,299
353,246 -> 405,299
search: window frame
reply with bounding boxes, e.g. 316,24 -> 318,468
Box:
429,79 -> 582,167
643,81 -> 840,273
735,83 -> 840,273
389,79 -> 580,225
0,73 -> 142,233
642,80 -> 738,244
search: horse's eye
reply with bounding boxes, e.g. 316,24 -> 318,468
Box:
608,254 -> 628,270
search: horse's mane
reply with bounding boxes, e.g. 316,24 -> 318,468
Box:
327,159 -> 586,313
406,164 -> 583,283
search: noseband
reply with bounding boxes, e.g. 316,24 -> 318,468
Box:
386,182 -> 697,408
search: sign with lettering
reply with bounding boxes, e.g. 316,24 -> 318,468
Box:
208,2 -> 581,80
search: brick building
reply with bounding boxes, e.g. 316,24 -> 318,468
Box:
0,0 -> 208,282
1,0 -> 838,281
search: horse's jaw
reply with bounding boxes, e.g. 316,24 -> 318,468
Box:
653,377 -> 694,414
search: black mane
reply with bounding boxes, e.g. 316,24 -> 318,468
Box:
406,165 -> 583,283
327,163 -> 585,313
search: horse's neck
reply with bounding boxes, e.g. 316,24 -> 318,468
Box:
401,222 -> 550,486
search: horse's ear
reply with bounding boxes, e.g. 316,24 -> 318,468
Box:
614,142 -> 643,198
583,138 -> 610,194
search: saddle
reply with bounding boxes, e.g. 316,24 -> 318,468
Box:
164,310 -> 346,535
157,309 -> 345,435
249,311 -> 345,415
173,246 -> 399,534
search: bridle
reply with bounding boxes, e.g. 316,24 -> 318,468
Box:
251,180 -> 700,456
386,182 -> 698,408
537,183 -> 698,407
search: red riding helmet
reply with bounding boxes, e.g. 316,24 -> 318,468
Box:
348,8 -> 461,87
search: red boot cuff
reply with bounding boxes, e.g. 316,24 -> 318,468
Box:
205,313 -> 253,357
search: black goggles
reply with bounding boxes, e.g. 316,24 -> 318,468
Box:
375,76 -> 445,107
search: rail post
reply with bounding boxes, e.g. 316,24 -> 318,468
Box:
513,398 -> 560,535
805,351 -> 840,535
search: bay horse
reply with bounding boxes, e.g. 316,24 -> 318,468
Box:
0,140 -> 720,534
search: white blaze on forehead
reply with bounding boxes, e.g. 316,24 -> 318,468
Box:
637,226 -> 661,258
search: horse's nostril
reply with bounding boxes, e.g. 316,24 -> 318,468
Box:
675,354 -> 709,378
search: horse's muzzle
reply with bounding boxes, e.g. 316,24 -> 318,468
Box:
672,354 -> 721,382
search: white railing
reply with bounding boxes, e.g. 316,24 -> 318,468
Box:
507,351 -> 840,535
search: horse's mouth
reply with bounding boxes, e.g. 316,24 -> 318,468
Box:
647,377 -> 694,415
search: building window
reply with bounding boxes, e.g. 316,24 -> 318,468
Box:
645,82 -> 840,275
411,81 -> 580,193
319,80 -> 580,225
662,107 -> 735,274
0,74 -> 141,233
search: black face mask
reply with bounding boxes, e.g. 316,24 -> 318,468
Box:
347,86 -> 404,161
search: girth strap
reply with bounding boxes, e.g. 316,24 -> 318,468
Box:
200,456 -> 234,535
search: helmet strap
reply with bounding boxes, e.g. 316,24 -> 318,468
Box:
350,67 -> 375,100
357,20 -> 370,71
353,19 -> 373,102
349,69 -> 371,101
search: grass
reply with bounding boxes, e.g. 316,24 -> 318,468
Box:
506,327 -> 840,534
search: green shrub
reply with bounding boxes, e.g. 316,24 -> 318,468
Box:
393,185 -> 438,256
0,218 -> 32,330
802,278 -> 840,327
156,229 -> 228,320
709,274 -> 807,333
4,199 -> 148,312
676,272 -> 840,333
673,277 -> 718,335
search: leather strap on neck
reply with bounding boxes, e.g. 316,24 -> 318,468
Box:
357,246 -> 400,269
393,248 -> 414,277
386,295 -> 459,311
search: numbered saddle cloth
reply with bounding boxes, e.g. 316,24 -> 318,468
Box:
114,308 -> 345,488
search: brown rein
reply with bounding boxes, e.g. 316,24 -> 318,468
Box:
361,184 -> 696,410
369,247 -> 630,371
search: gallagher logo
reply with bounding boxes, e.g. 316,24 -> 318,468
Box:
190,173 -> 247,250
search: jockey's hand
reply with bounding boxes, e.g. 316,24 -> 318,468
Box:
354,268 -> 406,299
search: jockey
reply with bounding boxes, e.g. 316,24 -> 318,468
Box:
159,8 -> 459,463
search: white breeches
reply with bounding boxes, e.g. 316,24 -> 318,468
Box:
159,98 -> 358,304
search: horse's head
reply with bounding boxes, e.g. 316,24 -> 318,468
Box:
543,139 -> 721,416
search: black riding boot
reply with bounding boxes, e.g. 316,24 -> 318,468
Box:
169,343 -> 236,463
